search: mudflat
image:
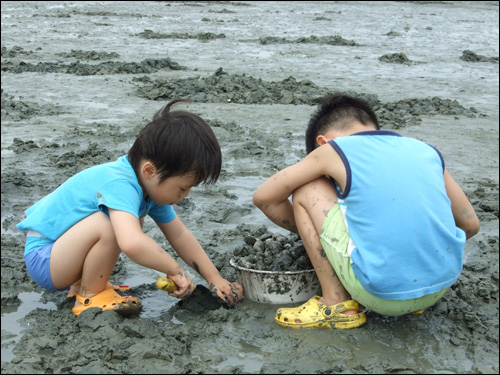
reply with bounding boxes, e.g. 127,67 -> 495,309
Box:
1,1 -> 498,373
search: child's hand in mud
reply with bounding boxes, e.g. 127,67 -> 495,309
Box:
168,272 -> 195,299
208,276 -> 244,308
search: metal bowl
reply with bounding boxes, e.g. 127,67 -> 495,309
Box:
230,258 -> 321,304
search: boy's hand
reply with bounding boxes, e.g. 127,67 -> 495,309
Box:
168,272 -> 195,299
208,276 -> 244,307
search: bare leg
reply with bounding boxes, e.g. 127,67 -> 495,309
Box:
292,177 -> 355,312
50,211 -> 121,303
66,216 -> 145,297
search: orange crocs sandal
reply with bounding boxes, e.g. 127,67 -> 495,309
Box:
72,288 -> 142,317
67,280 -> 131,298
275,296 -> 366,329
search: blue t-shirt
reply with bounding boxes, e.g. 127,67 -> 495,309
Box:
328,131 -> 466,300
17,155 -> 176,250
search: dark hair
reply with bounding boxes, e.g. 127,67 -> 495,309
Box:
128,99 -> 221,185
305,93 -> 379,154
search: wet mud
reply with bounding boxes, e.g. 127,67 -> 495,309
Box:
232,231 -> 314,272
1,1 -> 499,374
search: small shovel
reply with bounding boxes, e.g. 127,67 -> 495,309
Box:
156,277 -> 229,312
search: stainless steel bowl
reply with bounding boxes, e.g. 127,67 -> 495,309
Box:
230,258 -> 321,304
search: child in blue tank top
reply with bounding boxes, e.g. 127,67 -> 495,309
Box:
17,99 -> 243,316
253,93 -> 479,329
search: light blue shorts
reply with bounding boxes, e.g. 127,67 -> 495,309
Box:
24,236 -> 68,292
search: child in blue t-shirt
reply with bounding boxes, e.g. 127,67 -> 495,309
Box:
17,99 -> 243,316
253,93 -> 479,329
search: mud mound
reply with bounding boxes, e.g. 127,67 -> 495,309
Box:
1,46 -> 37,58
259,34 -> 359,46
1,58 -> 186,75
460,50 -> 499,63
379,52 -> 411,64
1,91 -> 66,120
135,68 -> 479,129
136,29 -> 226,41
55,50 -> 120,60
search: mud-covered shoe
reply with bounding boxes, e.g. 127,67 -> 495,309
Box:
67,280 -> 131,298
72,288 -> 142,317
410,309 -> 425,315
275,296 -> 366,329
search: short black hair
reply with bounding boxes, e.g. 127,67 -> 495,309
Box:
305,93 -> 379,154
128,99 -> 221,185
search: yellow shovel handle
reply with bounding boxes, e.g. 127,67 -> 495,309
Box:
156,277 -> 178,292
156,277 -> 196,293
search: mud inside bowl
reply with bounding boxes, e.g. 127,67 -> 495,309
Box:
230,231 -> 321,304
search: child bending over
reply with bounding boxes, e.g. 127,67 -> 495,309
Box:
253,93 -> 479,329
17,99 -> 243,316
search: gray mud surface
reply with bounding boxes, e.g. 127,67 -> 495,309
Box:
1,1 -> 499,373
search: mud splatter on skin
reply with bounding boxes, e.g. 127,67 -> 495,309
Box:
192,261 -> 200,275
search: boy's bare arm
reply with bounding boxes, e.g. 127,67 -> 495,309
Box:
157,217 -> 220,282
253,144 -> 344,232
253,190 -> 297,233
443,169 -> 480,240
157,217 -> 244,305
108,208 -> 193,296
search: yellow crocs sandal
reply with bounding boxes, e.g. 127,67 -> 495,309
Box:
72,288 -> 142,317
67,280 -> 131,298
410,309 -> 425,315
275,296 -> 366,329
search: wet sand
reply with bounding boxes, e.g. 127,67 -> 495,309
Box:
1,1 -> 499,373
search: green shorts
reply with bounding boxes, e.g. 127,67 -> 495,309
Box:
319,204 -> 448,316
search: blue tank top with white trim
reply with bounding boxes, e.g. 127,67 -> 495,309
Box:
328,131 -> 466,300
